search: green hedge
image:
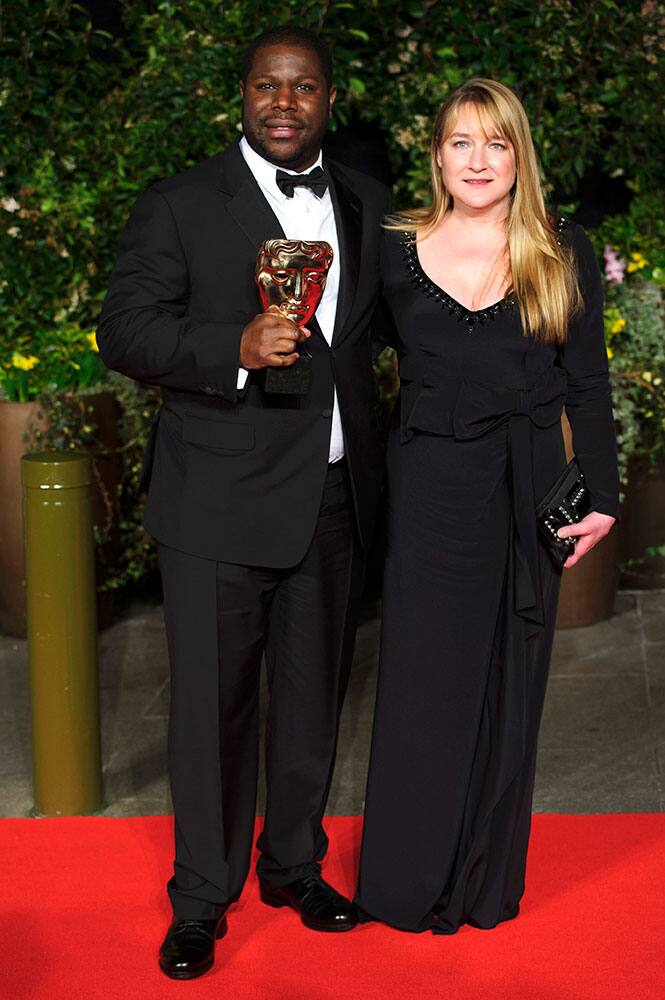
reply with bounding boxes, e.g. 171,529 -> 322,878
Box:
2,0 -> 663,345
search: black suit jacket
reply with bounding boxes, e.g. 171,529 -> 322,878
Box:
98,140 -> 390,567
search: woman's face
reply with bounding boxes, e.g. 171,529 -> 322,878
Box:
436,104 -> 516,214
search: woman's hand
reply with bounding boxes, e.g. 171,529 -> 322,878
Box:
558,511 -> 616,568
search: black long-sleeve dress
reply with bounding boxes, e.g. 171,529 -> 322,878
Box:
355,219 -> 619,934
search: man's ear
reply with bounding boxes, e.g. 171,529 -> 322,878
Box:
328,85 -> 337,118
239,80 -> 245,97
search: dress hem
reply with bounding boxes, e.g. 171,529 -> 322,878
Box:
354,903 -> 521,936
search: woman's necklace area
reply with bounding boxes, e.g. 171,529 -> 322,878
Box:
401,230 -> 516,332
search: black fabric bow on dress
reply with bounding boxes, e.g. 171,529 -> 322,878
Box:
275,166 -> 329,198
453,368 -> 568,631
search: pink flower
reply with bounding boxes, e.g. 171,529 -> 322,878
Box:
603,245 -> 626,284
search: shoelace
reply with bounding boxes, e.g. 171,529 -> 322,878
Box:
299,862 -> 323,886
173,919 -> 216,939
296,865 -> 347,914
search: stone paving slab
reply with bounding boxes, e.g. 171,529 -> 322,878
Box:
1,590 -> 663,818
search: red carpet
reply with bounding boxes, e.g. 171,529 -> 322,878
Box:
2,814 -> 664,1000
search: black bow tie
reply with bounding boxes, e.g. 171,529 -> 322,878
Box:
275,166 -> 328,199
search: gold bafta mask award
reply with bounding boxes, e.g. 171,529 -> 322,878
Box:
255,239 -> 334,394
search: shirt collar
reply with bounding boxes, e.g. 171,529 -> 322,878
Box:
239,135 -> 324,203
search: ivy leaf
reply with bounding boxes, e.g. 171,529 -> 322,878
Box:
444,66 -> 463,86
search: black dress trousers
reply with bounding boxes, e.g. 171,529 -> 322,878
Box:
158,459 -> 364,919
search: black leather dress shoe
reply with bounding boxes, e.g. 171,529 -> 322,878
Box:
158,914 -> 227,980
259,864 -> 357,932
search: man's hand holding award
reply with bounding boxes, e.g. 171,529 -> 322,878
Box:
239,238 -> 334,395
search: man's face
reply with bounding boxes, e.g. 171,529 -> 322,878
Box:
241,43 -> 336,171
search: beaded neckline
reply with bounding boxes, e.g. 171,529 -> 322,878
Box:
400,217 -> 569,332
400,231 -> 514,330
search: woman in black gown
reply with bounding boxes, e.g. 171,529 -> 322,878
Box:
355,79 -> 619,934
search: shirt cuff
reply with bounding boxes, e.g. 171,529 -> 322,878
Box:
237,367 -> 250,390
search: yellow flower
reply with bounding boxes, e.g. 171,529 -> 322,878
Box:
627,251 -> 648,273
12,352 -> 39,371
87,331 -> 99,352
610,317 -> 626,335
606,346 -> 614,360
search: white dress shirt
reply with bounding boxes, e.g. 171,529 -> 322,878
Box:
239,136 -> 344,464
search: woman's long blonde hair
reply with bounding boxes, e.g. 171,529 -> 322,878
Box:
388,78 -> 581,343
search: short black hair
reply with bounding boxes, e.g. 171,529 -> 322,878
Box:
242,26 -> 333,89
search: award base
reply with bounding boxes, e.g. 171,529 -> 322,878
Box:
263,353 -> 312,395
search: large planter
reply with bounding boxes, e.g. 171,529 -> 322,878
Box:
555,412 -> 620,629
0,401 -> 47,636
617,458 -> 665,589
0,393 -> 122,637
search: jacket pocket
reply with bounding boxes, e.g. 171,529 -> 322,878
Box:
182,413 -> 255,453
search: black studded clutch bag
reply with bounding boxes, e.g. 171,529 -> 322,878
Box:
536,458 -> 591,567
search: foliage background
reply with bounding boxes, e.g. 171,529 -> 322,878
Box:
1,0 -> 664,589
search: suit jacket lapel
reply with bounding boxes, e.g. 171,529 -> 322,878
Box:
220,143 -> 287,251
327,161 -> 363,346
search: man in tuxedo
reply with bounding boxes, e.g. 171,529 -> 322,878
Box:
97,26 -> 389,980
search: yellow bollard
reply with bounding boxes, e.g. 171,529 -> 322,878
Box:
22,452 -> 102,816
